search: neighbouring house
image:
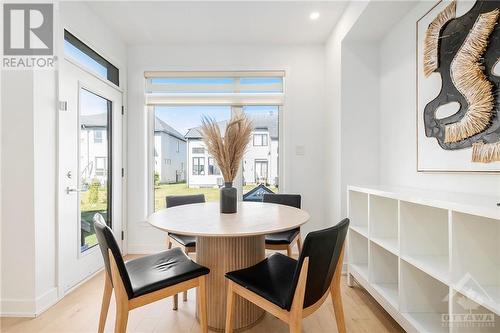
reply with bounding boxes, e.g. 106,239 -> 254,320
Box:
80,113 -> 109,186
184,112 -> 278,188
154,117 -> 187,183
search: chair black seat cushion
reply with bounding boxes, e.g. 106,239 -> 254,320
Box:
169,233 -> 196,248
225,253 -> 297,310
265,228 -> 300,245
125,247 -> 209,298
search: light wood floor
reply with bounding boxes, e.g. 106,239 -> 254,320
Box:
1,255 -> 404,333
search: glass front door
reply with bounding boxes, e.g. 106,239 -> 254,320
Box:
254,160 -> 269,184
79,88 -> 112,252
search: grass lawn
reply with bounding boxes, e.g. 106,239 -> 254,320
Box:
80,188 -> 108,249
154,183 -> 277,211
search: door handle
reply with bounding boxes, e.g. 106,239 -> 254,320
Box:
66,186 -> 81,194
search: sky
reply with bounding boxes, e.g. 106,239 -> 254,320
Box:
80,88 -> 109,116
155,105 -> 278,136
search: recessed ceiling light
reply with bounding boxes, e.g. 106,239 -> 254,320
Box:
310,12 -> 320,20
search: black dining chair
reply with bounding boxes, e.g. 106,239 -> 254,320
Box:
263,194 -> 302,256
165,194 -> 205,308
224,218 -> 350,333
93,214 -> 209,333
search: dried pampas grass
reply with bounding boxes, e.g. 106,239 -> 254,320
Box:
445,8 -> 499,143
201,113 -> 253,183
423,0 -> 456,77
472,141 -> 500,163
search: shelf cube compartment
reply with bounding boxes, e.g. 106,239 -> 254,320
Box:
370,241 -> 399,308
370,195 -> 398,254
400,201 -> 449,284
349,229 -> 369,280
400,260 -> 450,333
348,190 -> 368,236
451,212 -> 500,316
449,290 -> 499,333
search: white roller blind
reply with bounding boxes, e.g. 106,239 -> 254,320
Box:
144,71 -> 285,105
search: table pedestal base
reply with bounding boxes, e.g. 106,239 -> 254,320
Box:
196,235 -> 265,331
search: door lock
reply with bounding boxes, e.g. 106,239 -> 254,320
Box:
66,186 -> 81,194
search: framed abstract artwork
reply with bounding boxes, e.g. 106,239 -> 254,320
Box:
417,0 -> 500,172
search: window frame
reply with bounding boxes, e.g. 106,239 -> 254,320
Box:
94,130 -> 103,143
192,157 -> 205,176
64,30 -> 120,87
146,71 -> 286,216
253,133 -> 268,147
192,147 -> 205,154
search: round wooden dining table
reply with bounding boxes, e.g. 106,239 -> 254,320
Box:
148,201 -> 310,331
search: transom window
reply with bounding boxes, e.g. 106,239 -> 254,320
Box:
192,147 -> 205,154
64,30 -> 119,86
146,73 -> 283,94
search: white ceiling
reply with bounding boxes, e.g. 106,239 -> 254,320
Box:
85,1 -> 349,45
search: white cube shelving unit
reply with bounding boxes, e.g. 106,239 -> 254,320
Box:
371,242 -> 399,308
450,290 -> 500,333
347,185 -> 500,333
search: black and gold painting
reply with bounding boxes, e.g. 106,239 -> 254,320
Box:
417,0 -> 500,172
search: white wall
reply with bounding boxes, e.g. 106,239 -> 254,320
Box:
127,44 -> 326,253
324,1 -> 369,224
0,1 -> 128,317
378,2 -> 500,195
1,71 -> 38,315
340,41 -> 380,218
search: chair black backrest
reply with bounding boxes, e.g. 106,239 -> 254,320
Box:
166,194 -> 206,208
262,193 -> 301,209
94,213 -> 134,299
286,218 -> 350,310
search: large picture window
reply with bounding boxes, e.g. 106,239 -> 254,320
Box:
149,72 -> 283,212
152,105 -> 230,211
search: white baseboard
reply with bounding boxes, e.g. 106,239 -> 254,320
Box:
0,287 -> 58,318
35,287 -> 58,316
1,298 -> 36,317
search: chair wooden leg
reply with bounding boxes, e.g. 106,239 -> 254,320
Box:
289,318 -> 303,333
287,245 -> 292,257
225,281 -> 235,333
296,236 -> 302,253
173,294 -> 178,310
288,257 -> 308,333
114,302 -> 129,333
198,276 -> 208,333
109,250 -> 130,333
330,285 -> 346,333
331,245 -> 346,333
167,237 -> 172,249
98,273 -> 112,333
183,248 -> 189,302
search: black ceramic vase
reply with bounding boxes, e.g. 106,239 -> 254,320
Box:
220,182 -> 237,213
